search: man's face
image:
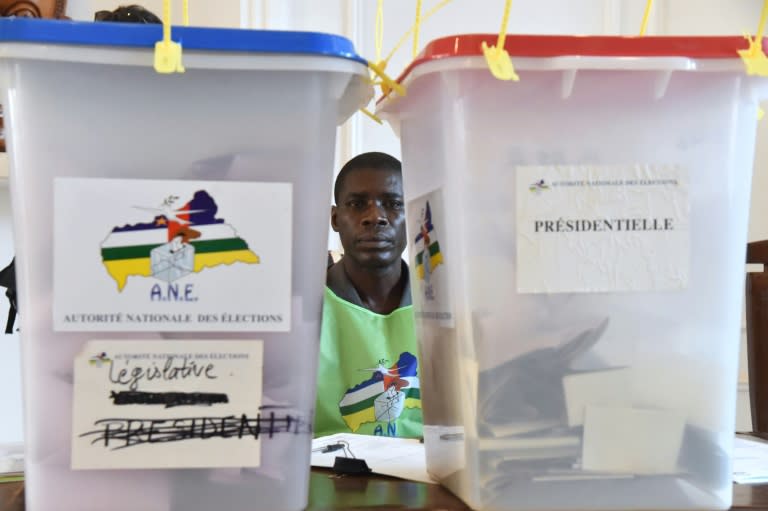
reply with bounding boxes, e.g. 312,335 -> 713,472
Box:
332,168 -> 407,270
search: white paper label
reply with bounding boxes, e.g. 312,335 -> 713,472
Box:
407,189 -> 454,327
516,165 -> 689,294
54,178 -> 292,331
71,340 -> 265,470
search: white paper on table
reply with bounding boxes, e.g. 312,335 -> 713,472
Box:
0,441 -> 24,474
734,435 -> 768,484
311,433 -> 436,484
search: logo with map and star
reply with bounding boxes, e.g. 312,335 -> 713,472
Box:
338,352 -> 421,432
529,179 -> 550,194
88,352 -> 111,367
100,191 -> 260,291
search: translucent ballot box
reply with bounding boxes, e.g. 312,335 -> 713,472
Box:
0,17 -> 371,511
379,34 -> 768,510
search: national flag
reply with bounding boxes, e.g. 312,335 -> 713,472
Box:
414,201 -> 443,279
339,352 -> 421,432
101,190 -> 259,291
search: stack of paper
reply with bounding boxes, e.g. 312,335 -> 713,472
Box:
311,433 -> 435,484
0,442 -> 24,483
733,435 -> 768,484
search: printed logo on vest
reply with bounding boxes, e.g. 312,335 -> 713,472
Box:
337,352 -> 421,436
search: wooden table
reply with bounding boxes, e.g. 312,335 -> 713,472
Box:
3,469 -> 768,510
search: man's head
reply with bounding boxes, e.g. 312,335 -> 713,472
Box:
332,152 -> 407,271
94,5 -> 162,23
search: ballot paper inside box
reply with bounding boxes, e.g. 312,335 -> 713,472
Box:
151,242 -> 195,282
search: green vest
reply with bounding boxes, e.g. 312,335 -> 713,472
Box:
314,286 -> 423,438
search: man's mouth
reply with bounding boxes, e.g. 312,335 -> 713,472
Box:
357,237 -> 393,249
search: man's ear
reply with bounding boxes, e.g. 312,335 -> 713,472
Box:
330,205 -> 339,233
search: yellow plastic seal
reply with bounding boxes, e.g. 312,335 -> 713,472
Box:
154,0 -> 185,74
482,0 -> 519,81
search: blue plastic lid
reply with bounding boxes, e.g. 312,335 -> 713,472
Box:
0,17 -> 366,64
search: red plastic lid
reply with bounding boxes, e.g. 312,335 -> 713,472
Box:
388,33 -> 760,93
419,33 -> 758,60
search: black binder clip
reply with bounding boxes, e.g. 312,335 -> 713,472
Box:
332,456 -> 372,476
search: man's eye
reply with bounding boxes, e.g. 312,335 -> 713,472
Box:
347,200 -> 364,208
387,200 -> 404,209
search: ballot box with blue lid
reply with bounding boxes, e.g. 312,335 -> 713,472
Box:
378,34 -> 768,510
0,17 -> 371,511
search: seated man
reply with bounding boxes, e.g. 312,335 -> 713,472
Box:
315,152 -> 422,438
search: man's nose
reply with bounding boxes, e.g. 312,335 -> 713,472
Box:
361,201 -> 388,226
